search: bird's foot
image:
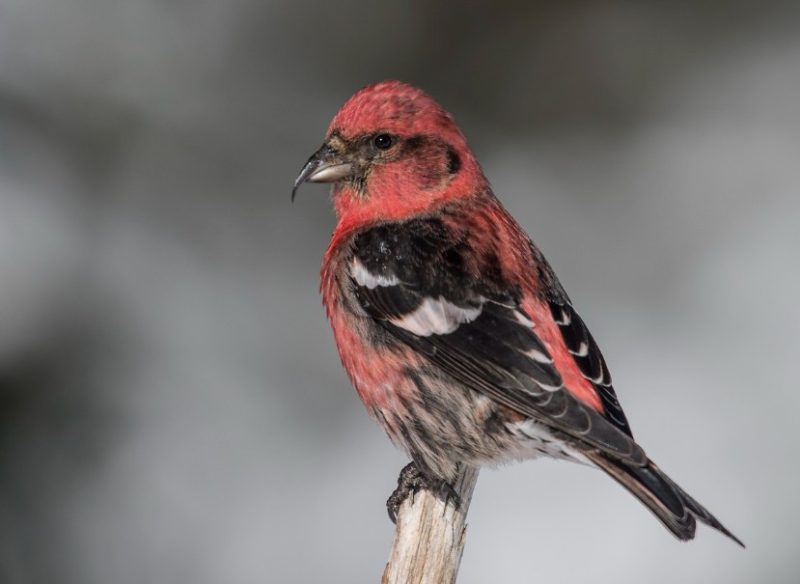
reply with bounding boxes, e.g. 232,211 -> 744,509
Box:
386,462 -> 461,523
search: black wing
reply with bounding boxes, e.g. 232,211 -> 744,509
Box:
549,301 -> 632,436
348,219 -> 644,465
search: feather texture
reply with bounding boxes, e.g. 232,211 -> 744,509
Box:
308,80 -> 742,546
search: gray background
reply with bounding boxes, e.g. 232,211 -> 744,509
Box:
1,1 -> 798,583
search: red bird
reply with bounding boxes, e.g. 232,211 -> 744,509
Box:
294,80 -> 741,545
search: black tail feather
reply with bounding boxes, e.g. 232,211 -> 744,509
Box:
588,453 -> 744,547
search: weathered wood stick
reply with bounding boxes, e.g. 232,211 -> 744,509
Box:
382,467 -> 479,584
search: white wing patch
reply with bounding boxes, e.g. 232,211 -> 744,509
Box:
525,348 -> 554,364
553,307 -> 571,325
581,371 -> 606,385
532,379 -> 563,392
391,297 -> 483,336
350,257 -> 399,289
569,342 -> 589,357
512,310 -> 535,328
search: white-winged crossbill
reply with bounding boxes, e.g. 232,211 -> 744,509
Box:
294,80 -> 742,546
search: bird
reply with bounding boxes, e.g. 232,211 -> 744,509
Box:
293,80 -> 742,546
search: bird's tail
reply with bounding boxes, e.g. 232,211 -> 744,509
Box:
587,453 -> 744,547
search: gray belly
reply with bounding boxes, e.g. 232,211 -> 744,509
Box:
371,366 -> 588,482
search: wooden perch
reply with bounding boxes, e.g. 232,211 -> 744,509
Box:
382,467 -> 480,584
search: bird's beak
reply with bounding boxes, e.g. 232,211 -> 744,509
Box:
292,143 -> 354,202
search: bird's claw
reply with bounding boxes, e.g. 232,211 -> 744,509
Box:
386,462 -> 461,523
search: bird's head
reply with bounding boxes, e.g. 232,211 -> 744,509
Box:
293,81 -> 486,225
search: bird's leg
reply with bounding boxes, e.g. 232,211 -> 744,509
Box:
386,461 -> 461,523
386,462 -> 425,522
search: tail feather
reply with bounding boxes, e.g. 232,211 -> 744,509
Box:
587,453 -> 744,547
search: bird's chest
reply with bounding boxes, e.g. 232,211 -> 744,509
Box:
322,252 -> 416,411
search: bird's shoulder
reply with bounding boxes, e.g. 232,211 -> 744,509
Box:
346,200 -> 520,291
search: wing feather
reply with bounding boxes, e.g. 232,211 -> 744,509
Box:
348,218 -> 644,464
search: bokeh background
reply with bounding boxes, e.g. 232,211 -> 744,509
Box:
1,1 -> 798,582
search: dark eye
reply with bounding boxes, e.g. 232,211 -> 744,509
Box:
373,134 -> 394,150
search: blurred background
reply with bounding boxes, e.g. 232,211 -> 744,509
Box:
1,1 -> 798,582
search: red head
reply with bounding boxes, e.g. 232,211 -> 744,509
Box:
293,81 -> 487,230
